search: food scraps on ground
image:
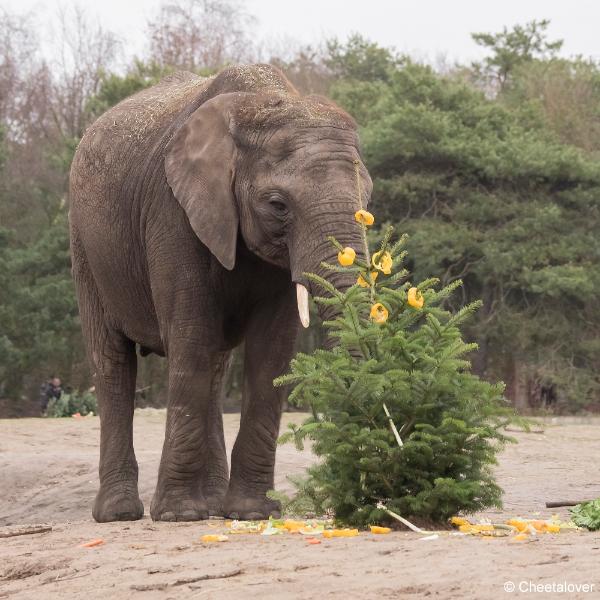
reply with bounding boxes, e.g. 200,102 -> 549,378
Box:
227,520 -> 264,534
220,518 -> 382,539
200,534 -> 229,543
450,515 -> 579,540
570,498 -> 600,531
323,529 -> 359,538
369,526 -> 391,534
79,538 -> 104,548
192,513 -> 583,545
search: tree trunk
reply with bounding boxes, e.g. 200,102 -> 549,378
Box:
506,356 -> 529,413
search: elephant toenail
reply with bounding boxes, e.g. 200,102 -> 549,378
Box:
160,511 -> 176,521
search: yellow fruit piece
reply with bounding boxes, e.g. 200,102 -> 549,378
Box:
332,528 -> 359,537
450,516 -> 470,527
354,209 -> 375,226
531,520 -> 548,532
511,533 -> 529,542
322,530 -> 334,538
338,247 -> 356,266
407,287 -> 424,309
370,302 -> 389,324
283,520 -> 306,533
357,271 -> 378,288
323,528 -> 358,537
506,518 -> 526,531
201,534 -> 228,543
546,523 -> 560,533
372,250 -> 392,275
299,526 -> 324,535
370,526 -> 391,534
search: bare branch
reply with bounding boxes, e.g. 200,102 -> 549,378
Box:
146,0 -> 256,71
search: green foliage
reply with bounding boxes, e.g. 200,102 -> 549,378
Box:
326,34 -> 399,83
85,61 -> 171,120
267,477 -> 328,517
45,390 -> 97,417
276,231 -> 515,526
471,19 -> 563,88
570,499 -> 600,531
331,46 -> 600,411
0,212 -> 80,398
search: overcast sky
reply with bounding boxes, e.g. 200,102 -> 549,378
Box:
6,0 -> 600,66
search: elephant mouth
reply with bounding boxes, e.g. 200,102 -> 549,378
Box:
296,283 -> 310,328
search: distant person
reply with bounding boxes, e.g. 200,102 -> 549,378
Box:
40,376 -> 63,414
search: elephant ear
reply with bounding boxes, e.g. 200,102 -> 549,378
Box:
165,93 -> 242,270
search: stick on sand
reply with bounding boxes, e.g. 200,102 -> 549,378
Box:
0,525 -> 52,538
545,500 -> 591,508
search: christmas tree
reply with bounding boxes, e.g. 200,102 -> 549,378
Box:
275,200 -> 516,527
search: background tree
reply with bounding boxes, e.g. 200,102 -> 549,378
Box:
328,37 -> 600,410
471,19 -> 563,93
147,0 -> 255,72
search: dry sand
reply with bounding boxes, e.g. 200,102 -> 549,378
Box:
1,412 -> 599,599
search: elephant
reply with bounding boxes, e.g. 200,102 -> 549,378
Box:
69,64 -> 372,522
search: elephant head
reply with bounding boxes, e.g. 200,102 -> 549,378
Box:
165,87 -> 372,327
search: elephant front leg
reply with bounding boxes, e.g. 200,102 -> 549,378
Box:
151,344 -> 229,522
224,287 -> 300,519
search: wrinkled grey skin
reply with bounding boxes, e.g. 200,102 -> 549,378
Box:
69,64 -> 371,522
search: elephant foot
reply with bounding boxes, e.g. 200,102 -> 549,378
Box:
223,493 -> 281,520
150,488 -> 209,522
93,483 -> 144,523
203,479 -> 229,518
205,494 -> 226,518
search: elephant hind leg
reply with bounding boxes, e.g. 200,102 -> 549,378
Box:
71,232 -> 143,522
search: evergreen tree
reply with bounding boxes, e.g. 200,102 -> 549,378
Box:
471,19 -> 563,91
276,207 -> 515,526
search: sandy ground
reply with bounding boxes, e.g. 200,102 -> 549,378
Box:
1,411 -> 600,599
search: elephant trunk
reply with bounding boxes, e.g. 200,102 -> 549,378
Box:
291,214 -> 364,350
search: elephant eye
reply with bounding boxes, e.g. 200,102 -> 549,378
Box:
269,199 -> 288,215
270,200 -> 286,211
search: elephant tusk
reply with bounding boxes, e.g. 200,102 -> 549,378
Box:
296,283 -> 310,328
